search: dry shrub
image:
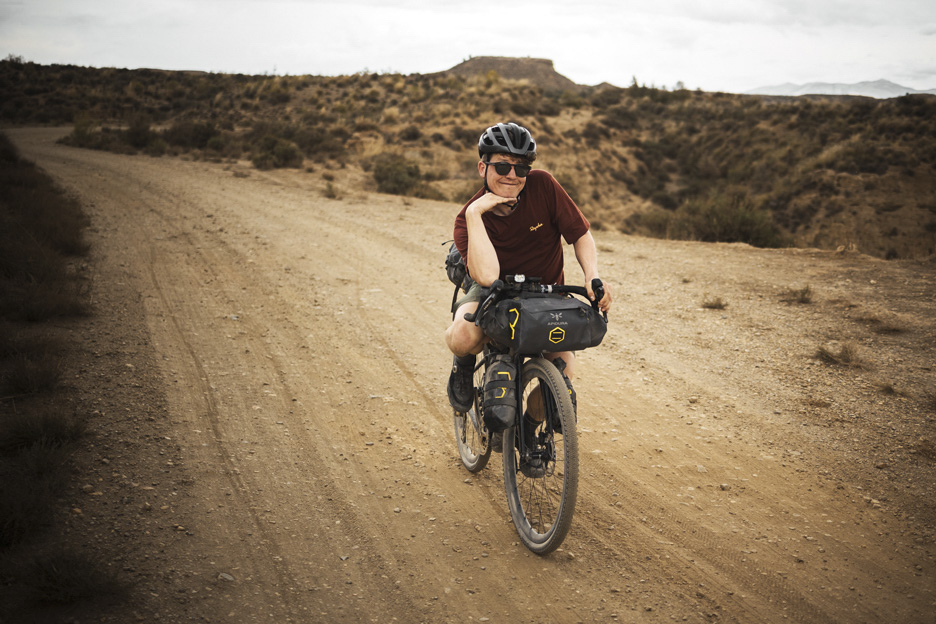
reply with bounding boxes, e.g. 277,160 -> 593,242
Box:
702,296 -> 727,310
781,285 -> 813,304
815,341 -> 868,368
873,380 -> 909,397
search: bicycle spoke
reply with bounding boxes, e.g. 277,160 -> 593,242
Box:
453,359 -> 491,473
503,358 -> 578,554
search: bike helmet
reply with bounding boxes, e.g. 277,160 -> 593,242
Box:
478,122 -> 537,162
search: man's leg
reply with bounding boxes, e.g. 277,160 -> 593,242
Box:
444,299 -> 486,412
445,301 -> 485,357
527,351 -> 576,424
544,351 -> 575,380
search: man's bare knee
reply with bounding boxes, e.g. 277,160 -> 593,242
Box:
545,351 -> 575,379
445,302 -> 485,356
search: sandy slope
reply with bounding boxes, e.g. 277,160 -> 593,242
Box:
8,127 -> 936,623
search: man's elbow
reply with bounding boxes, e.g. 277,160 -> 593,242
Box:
471,271 -> 499,287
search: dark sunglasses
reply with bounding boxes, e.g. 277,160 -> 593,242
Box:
486,161 -> 532,178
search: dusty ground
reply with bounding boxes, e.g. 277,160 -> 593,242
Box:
7,127 -> 936,623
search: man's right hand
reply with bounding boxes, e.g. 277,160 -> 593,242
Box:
467,192 -> 517,216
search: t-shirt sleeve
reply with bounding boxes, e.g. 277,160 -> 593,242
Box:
453,187 -> 484,262
547,173 -> 590,244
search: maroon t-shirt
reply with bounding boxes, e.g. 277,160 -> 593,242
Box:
453,170 -> 590,285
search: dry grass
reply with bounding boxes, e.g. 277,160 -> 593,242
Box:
0,132 -> 125,620
5,58 -> 936,258
781,285 -> 813,304
860,314 -> 909,335
873,380 -> 909,397
0,351 -> 62,396
815,341 -> 869,368
0,548 -> 128,614
702,296 -> 728,310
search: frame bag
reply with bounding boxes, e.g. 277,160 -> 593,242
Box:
480,295 -> 607,354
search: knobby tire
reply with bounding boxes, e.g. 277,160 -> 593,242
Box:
453,360 -> 491,472
502,357 -> 578,555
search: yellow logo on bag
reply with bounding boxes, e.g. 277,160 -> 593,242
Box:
549,327 -> 565,344
496,371 -> 512,398
509,307 -> 520,341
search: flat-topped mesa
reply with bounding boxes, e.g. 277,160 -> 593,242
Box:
443,56 -> 580,91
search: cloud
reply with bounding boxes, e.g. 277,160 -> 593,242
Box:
1,0 -> 934,92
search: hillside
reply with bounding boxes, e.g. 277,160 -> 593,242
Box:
4,126 -> 935,623
2,56 -> 934,259
441,56 -> 579,92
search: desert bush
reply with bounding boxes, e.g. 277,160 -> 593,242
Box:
372,153 -> 422,195
163,120 -> 218,149
601,105 -> 637,130
124,114 -> 156,149
873,380 -> 909,397
701,296 -> 728,310
251,137 -> 303,169
781,285 -> 813,304
668,189 -> 787,248
450,125 -> 478,149
815,341 -> 867,368
399,125 -> 422,141
551,170 -> 583,207
0,133 -> 90,323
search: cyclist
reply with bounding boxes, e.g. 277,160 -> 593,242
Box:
444,122 -> 613,414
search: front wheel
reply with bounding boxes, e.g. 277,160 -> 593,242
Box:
453,362 -> 491,472
502,357 -> 578,554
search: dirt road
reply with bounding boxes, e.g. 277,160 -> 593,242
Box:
9,127 -> 936,623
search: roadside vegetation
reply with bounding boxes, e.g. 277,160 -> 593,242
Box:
0,132 -> 126,619
2,55 -> 935,258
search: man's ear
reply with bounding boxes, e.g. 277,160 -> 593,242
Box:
477,160 -> 486,178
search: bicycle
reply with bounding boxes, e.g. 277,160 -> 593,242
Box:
452,275 -> 607,554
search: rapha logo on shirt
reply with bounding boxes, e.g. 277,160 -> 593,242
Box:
530,223 -> 544,232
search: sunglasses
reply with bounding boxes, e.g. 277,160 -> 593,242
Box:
486,161 -> 532,178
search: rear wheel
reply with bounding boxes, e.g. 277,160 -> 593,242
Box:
453,362 -> 491,472
502,357 -> 578,554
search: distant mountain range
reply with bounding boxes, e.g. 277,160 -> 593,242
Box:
746,79 -> 936,99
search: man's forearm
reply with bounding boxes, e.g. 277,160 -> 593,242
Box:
465,208 -> 500,286
573,231 -> 600,282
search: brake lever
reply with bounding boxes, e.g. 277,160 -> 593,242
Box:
464,279 -> 504,325
591,278 -> 608,322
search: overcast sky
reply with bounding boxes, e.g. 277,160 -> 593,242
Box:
2,0 -> 934,93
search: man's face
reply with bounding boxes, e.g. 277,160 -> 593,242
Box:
478,155 -> 528,199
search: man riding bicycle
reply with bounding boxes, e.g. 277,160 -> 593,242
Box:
444,122 -> 613,415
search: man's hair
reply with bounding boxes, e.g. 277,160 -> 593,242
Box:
481,152 -> 535,166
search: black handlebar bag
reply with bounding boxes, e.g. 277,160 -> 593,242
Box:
480,295 -> 607,354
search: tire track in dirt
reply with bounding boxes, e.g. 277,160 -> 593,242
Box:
133,186 -> 433,622
10,128 -> 935,624
143,240 -> 310,618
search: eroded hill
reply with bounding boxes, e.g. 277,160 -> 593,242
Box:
2,56 -> 934,259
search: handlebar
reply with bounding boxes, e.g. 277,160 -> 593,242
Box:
464,275 -> 608,325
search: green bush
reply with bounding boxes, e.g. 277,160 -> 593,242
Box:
124,114 -> 155,149
251,137 -> 303,169
372,154 -> 422,195
163,120 -> 218,149
668,189 -> 787,248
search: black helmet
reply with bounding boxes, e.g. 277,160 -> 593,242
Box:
478,122 -> 537,162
